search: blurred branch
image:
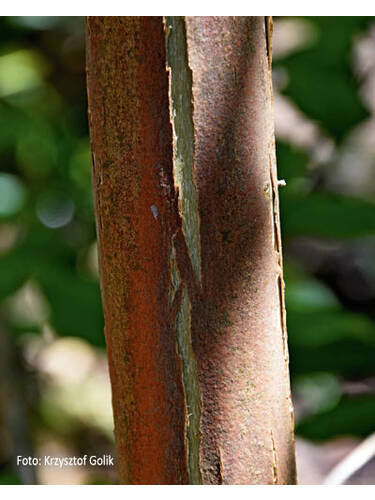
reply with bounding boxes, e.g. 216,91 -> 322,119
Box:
324,432 -> 375,484
0,318 -> 36,484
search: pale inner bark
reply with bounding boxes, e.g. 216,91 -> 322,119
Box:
165,16 -> 203,485
165,16 -> 201,284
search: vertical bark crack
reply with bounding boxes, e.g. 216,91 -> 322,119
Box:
269,157 -> 288,360
264,17 -> 273,69
165,16 -> 202,285
170,243 -> 202,484
175,283 -> 202,484
271,431 -> 279,484
165,16 -> 203,484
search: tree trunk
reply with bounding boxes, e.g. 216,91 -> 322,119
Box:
86,16 -> 296,485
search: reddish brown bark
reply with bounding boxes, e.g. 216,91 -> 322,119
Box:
87,16 -> 296,485
185,16 -> 296,484
86,17 -> 189,484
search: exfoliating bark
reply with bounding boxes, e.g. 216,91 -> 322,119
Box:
183,16 -> 296,484
87,16 -> 296,485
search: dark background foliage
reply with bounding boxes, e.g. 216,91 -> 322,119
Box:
0,16 -> 374,484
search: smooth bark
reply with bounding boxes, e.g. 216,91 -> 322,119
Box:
86,16 -> 296,484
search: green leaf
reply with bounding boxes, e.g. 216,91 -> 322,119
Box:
0,468 -> 22,485
288,309 -> 375,348
0,248 -> 30,300
0,173 -> 26,217
290,340 -> 375,378
276,17 -> 373,140
0,227 -> 104,347
296,395 -> 375,440
286,280 -> 339,312
282,192 -> 375,240
276,141 -> 308,181
38,266 -> 104,347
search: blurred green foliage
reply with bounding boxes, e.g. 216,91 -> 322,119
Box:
297,395 -> 375,440
275,16 -> 375,441
0,16 -> 104,347
279,17 -> 372,141
279,142 -> 375,239
0,17 -> 108,484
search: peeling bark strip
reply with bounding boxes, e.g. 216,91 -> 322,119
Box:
165,17 -> 203,484
87,16 -> 296,485
175,285 -> 202,484
165,16 -> 202,285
